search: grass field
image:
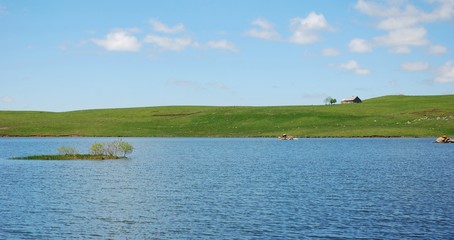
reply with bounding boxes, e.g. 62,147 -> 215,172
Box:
1,95 -> 453,137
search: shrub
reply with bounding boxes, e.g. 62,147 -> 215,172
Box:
58,146 -> 78,156
118,140 -> 133,157
90,140 -> 133,157
90,143 -> 105,155
105,141 -> 119,156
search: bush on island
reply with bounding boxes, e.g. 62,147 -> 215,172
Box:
13,140 -> 134,160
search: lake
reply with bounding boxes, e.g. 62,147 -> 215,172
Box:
1,137 -> 453,239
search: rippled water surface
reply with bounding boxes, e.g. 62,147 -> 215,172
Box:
1,137 -> 453,239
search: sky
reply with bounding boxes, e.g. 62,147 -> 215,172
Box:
1,0 -> 453,112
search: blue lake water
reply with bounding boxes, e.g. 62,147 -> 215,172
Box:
0,137 -> 453,239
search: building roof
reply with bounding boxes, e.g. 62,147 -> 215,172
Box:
342,96 -> 360,101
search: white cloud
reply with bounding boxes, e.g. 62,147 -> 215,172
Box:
390,46 -> 411,54
245,18 -> 281,41
354,68 -> 370,75
144,34 -> 193,51
91,20 -> 238,54
349,38 -> 373,53
340,60 -> 370,75
1,96 -> 14,104
435,61 -> 454,83
289,12 -> 332,45
373,27 -> 428,48
145,20 -> 238,53
355,0 -> 454,53
401,62 -> 429,71
291,12 -> 330,30
356,0 -> 454,27
206,40 -> 238,52
429,44 -> 448,55
340,60 -> 360,70
321,48 -> 340,56
92,30 -> 141,52
289,31 -> 320,45
149,19 -> 185,34
377,16 -> 420,31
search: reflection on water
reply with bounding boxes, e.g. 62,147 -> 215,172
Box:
1,138 -> 453,239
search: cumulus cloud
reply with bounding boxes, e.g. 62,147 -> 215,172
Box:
401,62 -> 429,71
143,19 -> 238,53
321,48 -> 341,56
149,19 -> 185,34
429,44 -> 448,55
206,40 -> 238,52
390,46 -> 412,54
289,12 -> 332,44
92,30 -> 141,52
245,18 -> 281,41
373,27 -> 429,52
144,34 -> 193,51
340,60 -> 370,75
434,61 -> 454,83
91,19 -> 237,54
246,13 -> 333,45
356,0 -> 454,27
145,20 -> 196,51
355,0 -> 454,53
349,38 -> 373,53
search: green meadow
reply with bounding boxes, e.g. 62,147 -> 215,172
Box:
1,95 -> 453,137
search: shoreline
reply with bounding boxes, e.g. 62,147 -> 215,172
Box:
0,135 -> 436,138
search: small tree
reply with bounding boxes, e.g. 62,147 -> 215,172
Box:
105,141 -> 119,157
330,98 -> 337,105
118,140 -> 133,157
324,96 -> 333,105
58,146 -> 78,156
90,140 -> 134,158
90,143 -> 105,155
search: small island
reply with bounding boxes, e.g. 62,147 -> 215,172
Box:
13,140 -> 133,160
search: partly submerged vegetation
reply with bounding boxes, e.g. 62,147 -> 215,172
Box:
1,95 -> 454,137
13,140 -> 133,160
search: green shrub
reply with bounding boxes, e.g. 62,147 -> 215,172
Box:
90,143 -> 105,155
118,140 -> 133,157
58,146 -> 78,156
90,140 -> 133,157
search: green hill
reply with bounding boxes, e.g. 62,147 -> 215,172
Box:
1,95 -> 453,137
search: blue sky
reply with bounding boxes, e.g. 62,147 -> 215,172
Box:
1,0 -> 453,111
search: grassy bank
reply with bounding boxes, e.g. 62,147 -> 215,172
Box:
1,95 -> 453,137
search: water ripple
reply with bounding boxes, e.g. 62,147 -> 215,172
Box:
1,138 -> 453,239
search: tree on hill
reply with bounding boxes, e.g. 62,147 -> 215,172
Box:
324,96 -> 337,105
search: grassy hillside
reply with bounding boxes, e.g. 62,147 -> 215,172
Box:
1,95 -> 453,137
